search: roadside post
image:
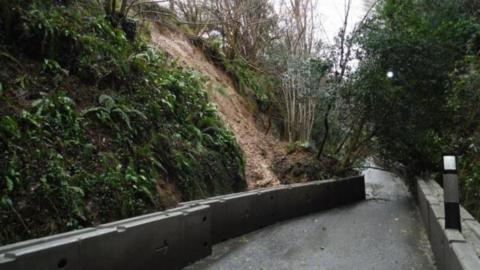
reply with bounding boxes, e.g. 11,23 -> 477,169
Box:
442,154 -> 461,231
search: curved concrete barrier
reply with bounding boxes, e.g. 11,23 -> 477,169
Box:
0,176 -> 365,270
416,178 -> 480,270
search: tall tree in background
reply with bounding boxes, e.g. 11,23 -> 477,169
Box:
281,58 -> 328,142
322,0 -> 379,168
274,0 -> 328,143
348,0 -> 480,217
352,0 -> 477,170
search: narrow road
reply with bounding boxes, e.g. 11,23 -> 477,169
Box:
185,167 -> 436,270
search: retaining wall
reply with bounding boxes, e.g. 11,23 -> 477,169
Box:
0,176 -> 365,270
416,178 -> 480,270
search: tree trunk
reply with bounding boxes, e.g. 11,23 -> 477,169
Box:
317,102 -> 332,159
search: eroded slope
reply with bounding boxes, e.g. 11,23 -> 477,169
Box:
151,24 -> 283,188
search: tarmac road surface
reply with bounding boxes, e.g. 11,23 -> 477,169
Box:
185,167 -> 436,270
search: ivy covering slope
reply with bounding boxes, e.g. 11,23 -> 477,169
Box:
0,0 -> 245,244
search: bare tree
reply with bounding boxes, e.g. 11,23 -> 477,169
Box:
169,0 -> 213,35
274,0 -> 318,57
165,0 -> 277,64
272,0 -> 327,143
212,0 -> 277,63
281,58 -> 328,142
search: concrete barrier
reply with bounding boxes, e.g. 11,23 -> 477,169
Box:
182,176 -> 365,244
0,205 -> 210,270
81,205 -> 211,270
0,176 -> 365,269
416,178 -> 480,270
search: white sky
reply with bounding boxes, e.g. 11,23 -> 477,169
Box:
314,0 -> 369,44
271,0 -> 371,45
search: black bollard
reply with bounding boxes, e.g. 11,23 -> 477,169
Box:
442,155 -> 461,231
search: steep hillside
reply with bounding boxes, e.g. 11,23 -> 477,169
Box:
0,1 -> 247,244
151,24 -> 284,188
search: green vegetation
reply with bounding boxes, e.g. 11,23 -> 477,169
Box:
5,0 -> 480,246
351,0 -> 480,217
0,0 -> 245,244
192,35 -> 278,114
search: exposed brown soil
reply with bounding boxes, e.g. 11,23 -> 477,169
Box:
150,24 -> 285,189
272,150 -> 339,184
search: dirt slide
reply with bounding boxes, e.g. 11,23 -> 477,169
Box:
150,24 -> 284,188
